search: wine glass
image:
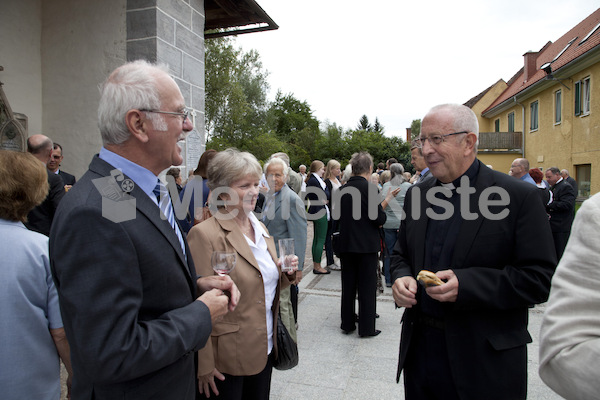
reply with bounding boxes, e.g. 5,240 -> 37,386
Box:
278,238 -> 295,273
211,251 -> 237,276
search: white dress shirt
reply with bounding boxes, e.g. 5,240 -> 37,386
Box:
244,212 -> 279,354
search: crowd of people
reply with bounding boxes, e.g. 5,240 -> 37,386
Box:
1,60 -> 594,400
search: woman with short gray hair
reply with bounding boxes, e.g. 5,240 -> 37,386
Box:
380,163 -> 412,287
187,148 -> 297,399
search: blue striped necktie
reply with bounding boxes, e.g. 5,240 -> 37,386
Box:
153,180 -> 186,259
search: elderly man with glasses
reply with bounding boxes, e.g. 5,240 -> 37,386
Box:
49,60 -> 240,400
391,104 -> 556,400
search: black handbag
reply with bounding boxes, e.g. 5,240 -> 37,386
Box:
273,314 -> 298,370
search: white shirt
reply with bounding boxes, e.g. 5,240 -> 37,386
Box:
244,212 -> 279,354
300,173 -> 307,192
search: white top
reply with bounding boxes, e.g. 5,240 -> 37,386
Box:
300,173 -> 307,192
329,178 -> 342,192
244,212 -> 279,354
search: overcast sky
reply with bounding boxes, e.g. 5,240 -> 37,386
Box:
233,1 -> 599,139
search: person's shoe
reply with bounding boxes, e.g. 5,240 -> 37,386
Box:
327,263 -> 341,271
313,268 -> 331,275
360,330 -> 381,338
340,324 -> 356,334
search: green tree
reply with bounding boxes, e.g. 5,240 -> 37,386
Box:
410,119 -> 421,140
373,117 -> 384,134
204,37 -> 269,145
356,115 -> 372,131
266,91 -> 321,167
314,122 -> 348,165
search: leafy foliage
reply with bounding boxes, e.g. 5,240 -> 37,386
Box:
204,38 -> 412,170
410,119 -> 421,140
204,37 -> 269,144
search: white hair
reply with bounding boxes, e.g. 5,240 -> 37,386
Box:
427,104 -> 479,149
264,157 -> 288,177
98,60 -> 168,145
270,152 -> 290,167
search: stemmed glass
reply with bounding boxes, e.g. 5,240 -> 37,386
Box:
211,251 -> 237,276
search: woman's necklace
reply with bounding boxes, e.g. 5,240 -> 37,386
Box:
238,219 -> 254,237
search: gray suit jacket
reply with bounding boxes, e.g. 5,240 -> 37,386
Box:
261,184 -> 307,269
50,155 -> 212,400
287,167 -> 302,194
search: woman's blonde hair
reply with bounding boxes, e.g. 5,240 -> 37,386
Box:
323,159 -> 340,181
0,150 -> 49,222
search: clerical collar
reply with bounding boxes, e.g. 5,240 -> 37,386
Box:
437,159 -> 480,189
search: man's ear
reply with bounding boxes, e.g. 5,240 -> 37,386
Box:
464,132 -> 478,153
125,110 -> 150,143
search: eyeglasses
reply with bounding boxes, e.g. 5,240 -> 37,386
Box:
414,131 -> 468,147
139,108 -> 190,123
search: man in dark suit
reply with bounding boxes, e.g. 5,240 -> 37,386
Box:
47,143 -> 76,188
560,168 -> 578,195
546,167 -> 576,260
409,143 -> 434,185
26,134 -> 65,236
336,151 -> 386,337
49,60 -> 240,400
391,104 -> 556,400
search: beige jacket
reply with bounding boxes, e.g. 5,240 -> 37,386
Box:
187,215 -> 293,376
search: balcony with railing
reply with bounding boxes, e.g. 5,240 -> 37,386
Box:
478,132 -> 523,152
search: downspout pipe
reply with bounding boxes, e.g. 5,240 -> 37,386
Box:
514,96 -> 526,157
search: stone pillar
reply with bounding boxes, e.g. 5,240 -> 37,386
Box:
126,0 -> 205,175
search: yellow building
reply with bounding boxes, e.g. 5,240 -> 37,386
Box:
469,8 -> 600,198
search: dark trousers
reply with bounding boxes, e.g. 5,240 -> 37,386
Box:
325,219 -> 335,265
552,231 -> 571,261
340,252 -> 378,335
211,353 -> 274,400
403,323 -> 460,400
383,228 -> 398,285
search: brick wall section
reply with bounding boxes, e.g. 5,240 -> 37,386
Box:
126,0 -> 206,171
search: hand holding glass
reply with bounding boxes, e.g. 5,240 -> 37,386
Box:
278,239 -> 295,273
212,251 -> 237,276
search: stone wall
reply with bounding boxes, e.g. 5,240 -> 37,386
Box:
2,0 -> 206,178
0,0 -> 43,135
127,0 -> 206,176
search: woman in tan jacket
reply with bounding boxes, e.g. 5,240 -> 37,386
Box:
188,148 -> 297,399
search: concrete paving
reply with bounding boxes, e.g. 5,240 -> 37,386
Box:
270,222 -> 563,400
60,222 -> 564,399
270,265 -> 563,400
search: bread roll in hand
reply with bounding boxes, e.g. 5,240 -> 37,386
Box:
417,270 -> 444,287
